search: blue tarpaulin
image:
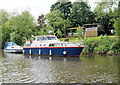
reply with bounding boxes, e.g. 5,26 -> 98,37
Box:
5,42 -> 16,50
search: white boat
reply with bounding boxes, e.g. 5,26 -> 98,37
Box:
4,42 -> 23,53
23,35 -> 84,56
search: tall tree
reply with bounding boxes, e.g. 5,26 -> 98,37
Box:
70,1 -> 96,27
114,1 -> 120,39
94,0 -> 118,35
0,9 -> 10,25
0,9 -> 11,49
46,10 -> 71,37
50,0 -> 72,19
37,14 -> 46,30
2,10 -> 38,48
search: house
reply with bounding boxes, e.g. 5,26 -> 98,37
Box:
67,23 -> 100,37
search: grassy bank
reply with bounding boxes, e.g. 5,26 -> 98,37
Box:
59,36 -> 120,55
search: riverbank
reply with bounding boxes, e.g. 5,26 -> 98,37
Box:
59,36 -> 120,56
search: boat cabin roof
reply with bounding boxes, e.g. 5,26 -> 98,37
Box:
5,42 -> 16,50
35,35 -> 59,41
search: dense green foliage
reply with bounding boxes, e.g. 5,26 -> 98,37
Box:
83,36 -> 120,54
45,0 -> 119,36
1,10 -> 39,48
114,1 -> 120,39
70,2 -> 96,27
94,0 -> 119,35
45,0 -> 97,36
45,10 -> 71,37
76,26 -> 85,39
50,0 -> 72,19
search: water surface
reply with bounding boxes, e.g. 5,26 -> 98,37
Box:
0,50 -> 119,83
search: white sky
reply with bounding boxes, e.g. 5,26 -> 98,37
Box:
0,0 -> 97,19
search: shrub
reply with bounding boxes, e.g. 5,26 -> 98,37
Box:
94,45 -> 109,53
110,41 -> 120,54
83,36 -> 118,53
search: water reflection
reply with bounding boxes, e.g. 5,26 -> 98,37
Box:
24,55 -> 81,62
1,52 -> 119,83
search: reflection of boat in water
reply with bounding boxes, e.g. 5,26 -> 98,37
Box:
5,53 -> 24,58
23,35 -> 84,57
4,42 -> 23,53
24,55 -> 81,62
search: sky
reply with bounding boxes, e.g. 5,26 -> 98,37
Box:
0,0 -> 97,19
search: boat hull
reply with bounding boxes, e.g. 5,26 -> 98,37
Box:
5,49 -> 23,53
23,47 -> 84,56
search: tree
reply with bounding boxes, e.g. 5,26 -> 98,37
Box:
0,9 -> 10,25
2,10 -> 38,48
76,26 -> 85,39
50,0 -> 72,19
37,14 -> 46,30
45,10 -> 71,37
0,9 -> 11,49
114,1 -> 120,39
94,0 -> 118,35
70,1 -> 96,27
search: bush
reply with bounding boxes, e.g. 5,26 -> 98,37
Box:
83,36 -> 118,53
110,41 -> 120,54
94,45 -> 109,53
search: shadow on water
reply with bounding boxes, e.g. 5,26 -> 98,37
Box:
1,51 -> 120,83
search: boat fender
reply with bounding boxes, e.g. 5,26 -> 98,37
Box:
49,50 -> 52,55
63,51 -> 66,55
39,49 -> 41,55
30,49 -> 31,54
22,50 -> 25,53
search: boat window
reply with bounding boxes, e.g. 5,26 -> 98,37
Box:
44,44 -> 46,46
8,43 -> 16,46
49,44 -> 54,47
67,43 -> 75,47
55,43 -> 61,47
60,43 -> 67,47
47,37 -> 57,40
40,44 -> 42,46
36,37 -> 47,41
49,43 -> 67,47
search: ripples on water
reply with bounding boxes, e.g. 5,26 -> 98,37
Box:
0,50 -> 119,83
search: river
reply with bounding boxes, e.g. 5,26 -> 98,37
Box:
0,50 -> 120,83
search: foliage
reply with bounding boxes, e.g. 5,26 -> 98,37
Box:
45,10 -> 71,37
70,1 -> 96,27
56,29 -> 63,38
0,9 -> 11,49
37,14 -> 46,30
50,0 -> 72,19
94,0 -> 118,35
38,24 -> 48,36
76,26 -> 85,39
0,9 -> 10,25
110,41 -> 120,54
114,17 -> 120,38
1,10 -> 38,48
113,1 -> 120,39
84,36 -> 118,53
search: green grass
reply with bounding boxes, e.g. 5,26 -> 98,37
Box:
59,36 -> 100,42
59,37 -> 79,42
59,35 -> 117,42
